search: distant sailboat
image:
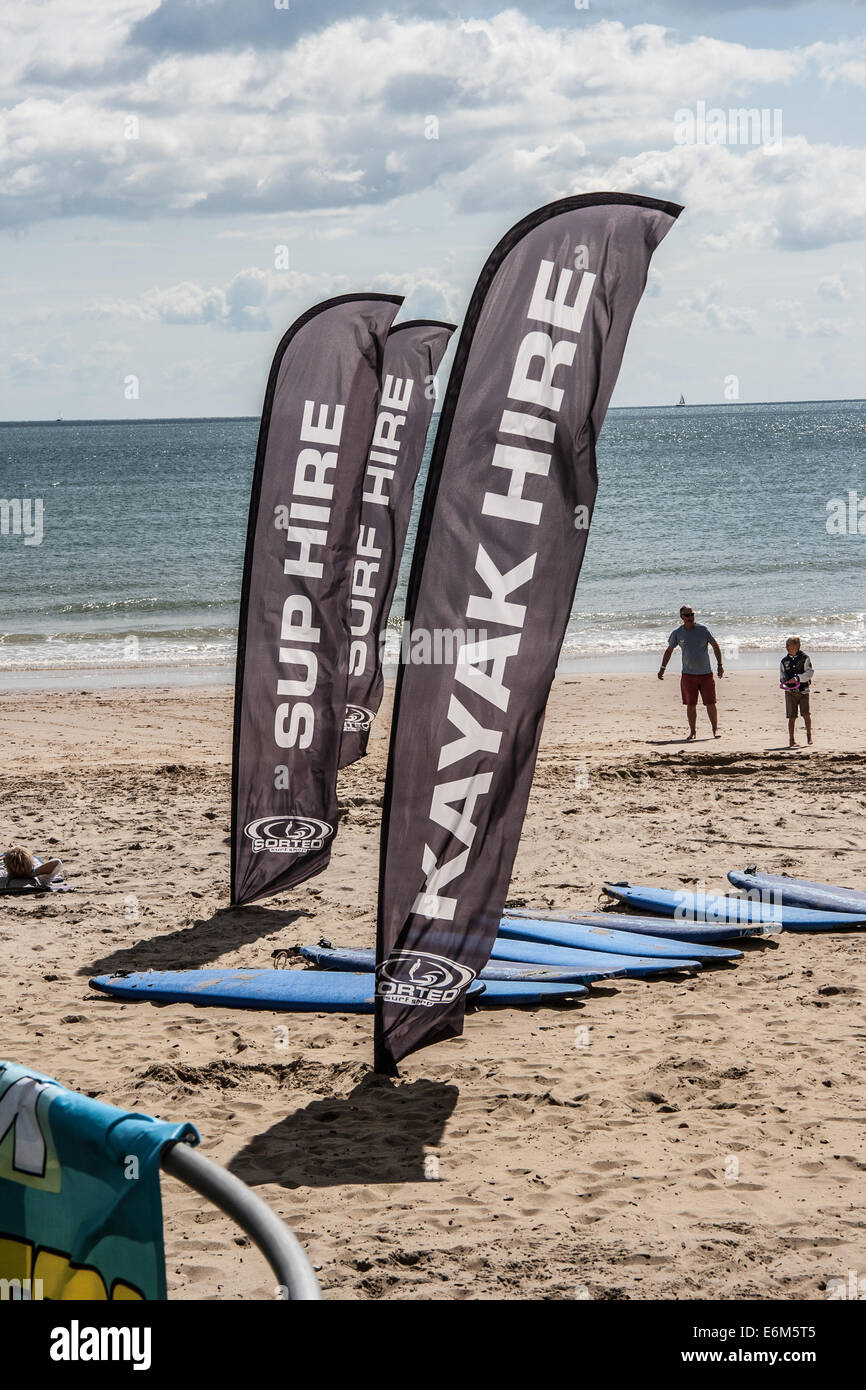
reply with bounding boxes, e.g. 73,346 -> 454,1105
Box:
676,393 -> 685,407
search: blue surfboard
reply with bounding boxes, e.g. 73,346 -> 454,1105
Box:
472,979 -> 587,1004
90,969 -> 481,1013
500,915 -> 742,962
300,943 -> 621,984
504,909 -> 761,945
558,912 -> 765,943
727,868 -> 866,921
488,938 -> 701,975
602,881 -> 864,930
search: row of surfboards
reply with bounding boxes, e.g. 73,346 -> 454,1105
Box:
90,869 -> 866,1013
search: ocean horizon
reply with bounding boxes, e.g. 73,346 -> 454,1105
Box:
1,399 -> 864,690
2,393 -> 864,425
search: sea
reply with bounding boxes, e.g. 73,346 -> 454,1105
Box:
1,400 -> 864,690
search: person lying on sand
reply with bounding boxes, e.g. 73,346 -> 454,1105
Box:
780,637 -> 814,748
2,845 -> 63,883
658,604 -> 724,741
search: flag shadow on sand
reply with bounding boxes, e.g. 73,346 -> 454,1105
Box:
228,1075 -> 459,1188
80,904 -> 313,978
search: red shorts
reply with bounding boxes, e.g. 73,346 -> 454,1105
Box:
681,673 -> 717,705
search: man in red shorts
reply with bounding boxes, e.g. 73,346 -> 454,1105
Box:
658,605 -> 724,740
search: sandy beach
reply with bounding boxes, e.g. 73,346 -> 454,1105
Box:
1,669 -> 864,1301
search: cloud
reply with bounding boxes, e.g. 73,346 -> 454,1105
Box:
92,266 -> 350,331
677,285 -> 759,334
775,300 -> 846,338
818,274 -> 849,301
372,267 -> 461,321
784,317 -> 846,339
3,337 -> 134,389
128,0 -> 866,57
90,257 -> 462,336
630,0 -> 864,11
8,351 -> 51,384
644,265 -> 664,297
0,1 -> 153,87
150,270 -> 272,330
597,138 -> 866,252
0,10 -> 864,254
128,0 -> 456,52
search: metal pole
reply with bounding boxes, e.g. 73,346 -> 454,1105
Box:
161,1141 -> 321,1301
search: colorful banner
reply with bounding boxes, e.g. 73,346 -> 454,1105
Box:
231,294 -> 402,906
0,1060 -> 195,1300
375,194 -> 681,1070
340,319 -> 455,768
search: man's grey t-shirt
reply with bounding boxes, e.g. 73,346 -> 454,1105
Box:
668,623 -> 715,675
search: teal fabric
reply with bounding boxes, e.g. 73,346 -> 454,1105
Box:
0,1061 -> 198,1300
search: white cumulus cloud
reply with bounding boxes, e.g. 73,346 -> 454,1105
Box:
0,10 -> 863,252
93,267 -> 343,331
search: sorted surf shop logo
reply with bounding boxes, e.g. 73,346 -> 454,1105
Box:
343,704 -> 373,733
244,816 -> 333,854
377,951 -> 476,1008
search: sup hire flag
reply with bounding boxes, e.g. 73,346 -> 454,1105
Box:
339,319 -> 456,770
375,193 -> 682,1069
231,293 -> 402,907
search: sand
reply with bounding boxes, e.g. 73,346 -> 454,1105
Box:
1,669 -> 864,1301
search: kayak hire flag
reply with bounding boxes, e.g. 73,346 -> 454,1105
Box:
375,193 -> 681,1070
232,293 -> 402,906
339,319 -> 456,769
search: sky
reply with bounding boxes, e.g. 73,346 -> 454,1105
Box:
1,0 -> 864,419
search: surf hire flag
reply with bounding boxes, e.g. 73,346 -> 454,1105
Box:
339,320 -> 456,769
232,293 -> 402,906
375,193 -> 681,1069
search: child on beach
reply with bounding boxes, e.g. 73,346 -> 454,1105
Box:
2,846 -> 63,884
779,637 -> 814,747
